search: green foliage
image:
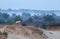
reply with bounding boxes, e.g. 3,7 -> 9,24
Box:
33,15 -> 39,19
0,12 -> 22,25
6,20 -> 15,25
14,15 -> 22,21
2,13 -> 9,19
28,17 -> 33,22
43,15 -> 55,22
0,19 -> 5,24
0,11 -> 60,29
42,23 -> 47,29
3,31 -> 8,37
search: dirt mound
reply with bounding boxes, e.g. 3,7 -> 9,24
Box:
0,24 -> 46,39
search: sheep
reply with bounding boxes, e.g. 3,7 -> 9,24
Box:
15,21 -> 21,24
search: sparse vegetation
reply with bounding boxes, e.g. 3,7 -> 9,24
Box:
3,31 -> 8,37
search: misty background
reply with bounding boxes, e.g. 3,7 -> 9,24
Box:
0,0 -> 60,29
0,0 -> 60,16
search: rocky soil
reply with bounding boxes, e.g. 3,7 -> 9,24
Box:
0,24 -> 46,39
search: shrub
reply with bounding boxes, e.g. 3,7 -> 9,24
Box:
3,31 -> 8,37
6,20 -> 14,25
42,23 -> 47,29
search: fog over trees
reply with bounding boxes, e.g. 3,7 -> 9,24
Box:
0,9 -> 60,29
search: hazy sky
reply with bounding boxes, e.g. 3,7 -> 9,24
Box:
0,0 -> 60,10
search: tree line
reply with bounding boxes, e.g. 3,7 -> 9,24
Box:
0,12 -> 60,29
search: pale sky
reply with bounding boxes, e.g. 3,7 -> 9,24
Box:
0,0 -> 60,10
